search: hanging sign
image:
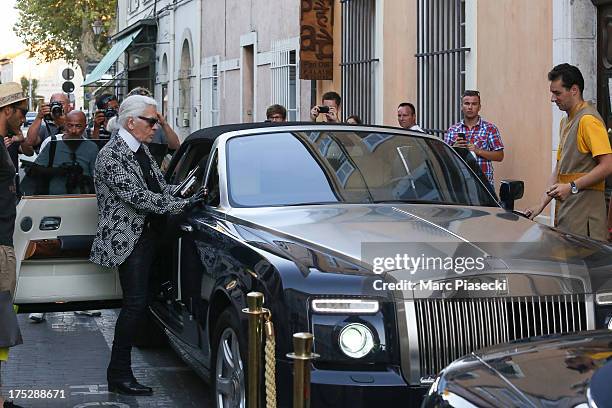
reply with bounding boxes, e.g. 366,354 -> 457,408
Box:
299,0 -> 334,80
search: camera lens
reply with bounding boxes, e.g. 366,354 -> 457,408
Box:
104,108 -> 118,118
50,102 -> 63,116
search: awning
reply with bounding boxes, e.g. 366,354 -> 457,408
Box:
83,28 -> 142,86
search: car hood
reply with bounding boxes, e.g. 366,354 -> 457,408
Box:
228,204 -> 612,289
436,330 -> 612,408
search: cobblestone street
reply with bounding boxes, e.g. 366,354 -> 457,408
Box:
1,310 -> 211,408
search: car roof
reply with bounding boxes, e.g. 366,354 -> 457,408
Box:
183,121 -> 430,143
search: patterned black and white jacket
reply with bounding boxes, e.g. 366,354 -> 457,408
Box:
90,132 -> 188,268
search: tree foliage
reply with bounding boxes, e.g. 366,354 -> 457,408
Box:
14,0 -> 117,77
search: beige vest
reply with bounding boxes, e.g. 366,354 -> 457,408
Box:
555,102 -> 607,241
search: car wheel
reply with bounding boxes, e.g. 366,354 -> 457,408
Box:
212,308 -> 246,408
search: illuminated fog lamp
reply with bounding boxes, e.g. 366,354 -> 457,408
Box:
311,298 -> 379,314
595,292 -> 612,306
338,323 -> 374,358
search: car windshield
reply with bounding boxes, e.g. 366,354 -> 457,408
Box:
225,131 -> 498,208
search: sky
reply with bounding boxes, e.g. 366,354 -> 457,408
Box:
0,0 -> 25,55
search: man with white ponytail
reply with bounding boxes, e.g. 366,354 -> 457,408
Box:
90,95 -> 206,396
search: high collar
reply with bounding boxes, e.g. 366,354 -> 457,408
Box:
118,126 -> 141,152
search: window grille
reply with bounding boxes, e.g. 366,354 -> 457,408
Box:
271,40 -> 299,121
202,58 -> 220,127
416,0 -> 469,136
341,0 -> 377,124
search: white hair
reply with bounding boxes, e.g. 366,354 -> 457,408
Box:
117,95 -> 157,128
106,116 -> 119,133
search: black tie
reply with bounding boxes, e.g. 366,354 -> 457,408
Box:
134,146 -> 161,193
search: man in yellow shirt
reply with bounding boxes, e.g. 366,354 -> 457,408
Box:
526,63 -> 612,240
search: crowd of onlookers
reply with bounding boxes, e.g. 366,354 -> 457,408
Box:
268,89 -> 503,188
5,62 -> 612,245
266,64 -> 612,243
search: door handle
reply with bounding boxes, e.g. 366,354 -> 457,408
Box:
40,217 -> 61,231
180,223 -> 193,233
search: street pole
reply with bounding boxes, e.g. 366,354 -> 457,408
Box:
28,64 -> 32,110
287,332 -> 319,408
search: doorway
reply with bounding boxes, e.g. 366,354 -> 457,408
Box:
596,1 -> 612,205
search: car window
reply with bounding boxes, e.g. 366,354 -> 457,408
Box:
169,142 -> 213,185
225,131 -> 498,207
204,151 -> 220,207
20,139 -> 104,196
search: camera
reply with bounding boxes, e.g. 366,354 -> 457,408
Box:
49,101 -> 64,117
104,107 -> 118,118
318,105 -> 330,114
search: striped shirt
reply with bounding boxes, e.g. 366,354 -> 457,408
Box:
445,117 -> 504,185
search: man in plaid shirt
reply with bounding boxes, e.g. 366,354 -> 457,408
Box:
445,90 -> 504,187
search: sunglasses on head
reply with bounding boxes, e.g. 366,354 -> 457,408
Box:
463,90 -> 480,97
138,115 -> 159,127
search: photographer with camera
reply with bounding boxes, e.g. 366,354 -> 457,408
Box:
90,94 -> 119,140
25,92 -> 72,150
310,91 -> 341,123
23,110 -> 97,195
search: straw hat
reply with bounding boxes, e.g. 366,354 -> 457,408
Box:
0,82 -> 27,109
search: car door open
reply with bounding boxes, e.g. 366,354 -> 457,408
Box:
14,139 -> 121,311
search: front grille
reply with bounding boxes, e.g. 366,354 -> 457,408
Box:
414,295 -> 588,378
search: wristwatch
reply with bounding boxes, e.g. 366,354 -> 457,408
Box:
570,181 -> 579,194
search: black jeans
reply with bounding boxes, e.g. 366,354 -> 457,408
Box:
107,228 -> 155,382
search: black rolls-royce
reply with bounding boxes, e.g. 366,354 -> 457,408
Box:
14,123 -> 612,407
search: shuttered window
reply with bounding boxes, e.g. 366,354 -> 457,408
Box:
416,0 -> 469,136
271,40 -> 299,121
202,57 -> 220,127
341,0 -> 377,124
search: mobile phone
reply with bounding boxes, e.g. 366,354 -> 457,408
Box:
457,132 -> 466,141
318,105 -> 330,114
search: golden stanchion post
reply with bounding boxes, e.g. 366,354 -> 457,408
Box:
287,332 -> 319,408
243,292 -> 265,408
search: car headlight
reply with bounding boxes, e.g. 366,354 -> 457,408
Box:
338,323 -> 374,358
311,298 -> 379,314
595,292 -> 612,330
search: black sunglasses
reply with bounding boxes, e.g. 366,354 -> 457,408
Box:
463,90 -> 480,97
138,116 -> 159,127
